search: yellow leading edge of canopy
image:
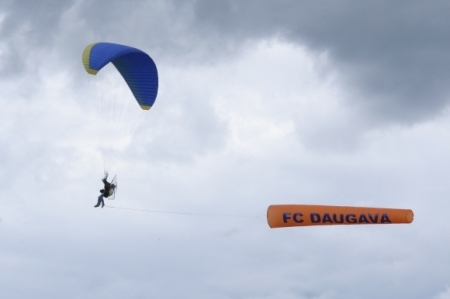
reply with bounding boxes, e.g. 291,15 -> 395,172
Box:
82,43 -> 98,75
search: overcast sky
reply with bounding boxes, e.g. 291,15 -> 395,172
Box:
1,1 -> 450,298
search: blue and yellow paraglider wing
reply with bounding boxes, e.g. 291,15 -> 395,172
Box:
82,42 -> 158,110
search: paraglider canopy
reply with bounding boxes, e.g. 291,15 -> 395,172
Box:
82,42 -> 158,110
82,42 -> 159,172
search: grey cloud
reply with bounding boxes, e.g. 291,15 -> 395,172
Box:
188,0 -> 450,123
0,0 -> 75,77
3,0 -> 450,124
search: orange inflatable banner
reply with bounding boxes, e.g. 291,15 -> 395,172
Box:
267,205 -> 414,228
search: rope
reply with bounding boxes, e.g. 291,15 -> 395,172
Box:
87,67 -> 146,174
104,205 -> 262,219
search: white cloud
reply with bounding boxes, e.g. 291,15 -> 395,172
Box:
1,6 -> 450,298
435,286 -> 450,299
